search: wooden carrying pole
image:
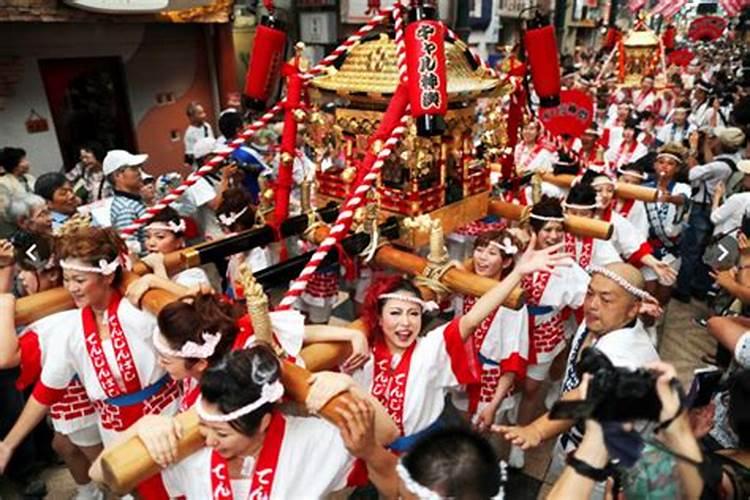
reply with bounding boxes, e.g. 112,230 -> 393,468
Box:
540,173 -> 659,203
14,268 -> 179,325
99,358 -> 361,495
488,199 -> 613,240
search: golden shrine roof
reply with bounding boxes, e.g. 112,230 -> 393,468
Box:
623,29 -> 659,47
311,33 -> 503,104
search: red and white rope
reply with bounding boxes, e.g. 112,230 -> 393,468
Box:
119,103 -> 284,237
392,5 -> 408,84
275,114 -> 410,311
117,8 -> 394,239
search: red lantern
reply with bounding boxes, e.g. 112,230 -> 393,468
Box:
603,26 -> 621,51
524,13 -> 561,108
243,12 -> 287,111
404,1 -> 447,137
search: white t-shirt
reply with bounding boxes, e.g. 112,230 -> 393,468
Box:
184,123 -> 215,157
711,192 -> 750,236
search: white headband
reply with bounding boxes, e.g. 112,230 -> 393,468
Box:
60,257 -> 120,276
529,213 -> 565,223
152,327 -> 222,359
590,176 -> 616,187
378,293 -> 439,312
195,380 -> 284,423
146,219 -> 186,234
218,206 -> 249,227
656,152 -> 683,165
489,238 -> 519,255
396,459 -> 507,499
617,167 -> 648,180
562,201 -> 598,211
588,265 -> 655,301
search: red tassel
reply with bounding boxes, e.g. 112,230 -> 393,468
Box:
404,3 -> 447,137
524,14 -> 560,108
244,14 -> 287,111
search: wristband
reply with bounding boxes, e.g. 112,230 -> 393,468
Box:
566,452 -> 611,482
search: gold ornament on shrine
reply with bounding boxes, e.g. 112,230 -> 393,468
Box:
305,31 -> 512,246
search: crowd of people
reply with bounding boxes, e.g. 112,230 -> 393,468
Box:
0,18 -> 749,500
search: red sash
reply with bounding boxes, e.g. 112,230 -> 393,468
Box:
181,378 -> 201,412
634,89 -> 653,111
565,233 -> 593,269
612,140 -> 638,168
210,411 -> 286,500
82,291 -> 141,398
371,340 -> 416,434
618,199 -> 635,218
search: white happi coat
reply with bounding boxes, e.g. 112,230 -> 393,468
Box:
17,311 -> 98,436
351,318 -> 474,437
604,211 -> 651,263
33,298 -> 179,444
162,414 -> 355,500
514,142 -> 555,175
559,320 -> 660,451
521,264 -> 590,364
615,199 -> 649,240
604,141 -> 649,172
563,233 -> 623,269
450,296 -> 529,415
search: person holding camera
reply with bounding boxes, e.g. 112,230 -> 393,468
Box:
548,362 -> 704,499
675,127 -> 747,303
494,263 -> 660,498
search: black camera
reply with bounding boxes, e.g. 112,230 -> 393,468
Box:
550,348 -> 662,422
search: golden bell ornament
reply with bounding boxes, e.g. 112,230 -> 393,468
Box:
293,109 -> 307,123
262,188 -> 275,202
342,167 -> 357,183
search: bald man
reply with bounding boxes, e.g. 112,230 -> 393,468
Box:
494,263 -> 660,491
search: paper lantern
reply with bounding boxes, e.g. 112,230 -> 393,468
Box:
524,12 -> 561,108
405,2 -> 448,137
243,13 -> 287,111
688,16 -> 728,42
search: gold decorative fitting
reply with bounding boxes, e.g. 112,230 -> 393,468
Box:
293,109 -> 307,123
371,139 -> 384,154
262,188 -> 275,202
342,167 -> 357,183
280,152 -> 294,164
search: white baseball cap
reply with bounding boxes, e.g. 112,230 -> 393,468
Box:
103,150 -> 148,176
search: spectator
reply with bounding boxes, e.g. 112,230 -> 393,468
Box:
710,161 -> 750,238
0,147 -> 35,196
183,101 -> 214,166
140,172 -> 156,207
103,149 -> 149,253
6,193 -> 52,236
64,142 -> 111,203
34,172 -> 80,232
675,127 -> 747,302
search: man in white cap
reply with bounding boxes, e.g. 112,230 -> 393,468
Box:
675,127 -> 747,302
103,149 -> 149,253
